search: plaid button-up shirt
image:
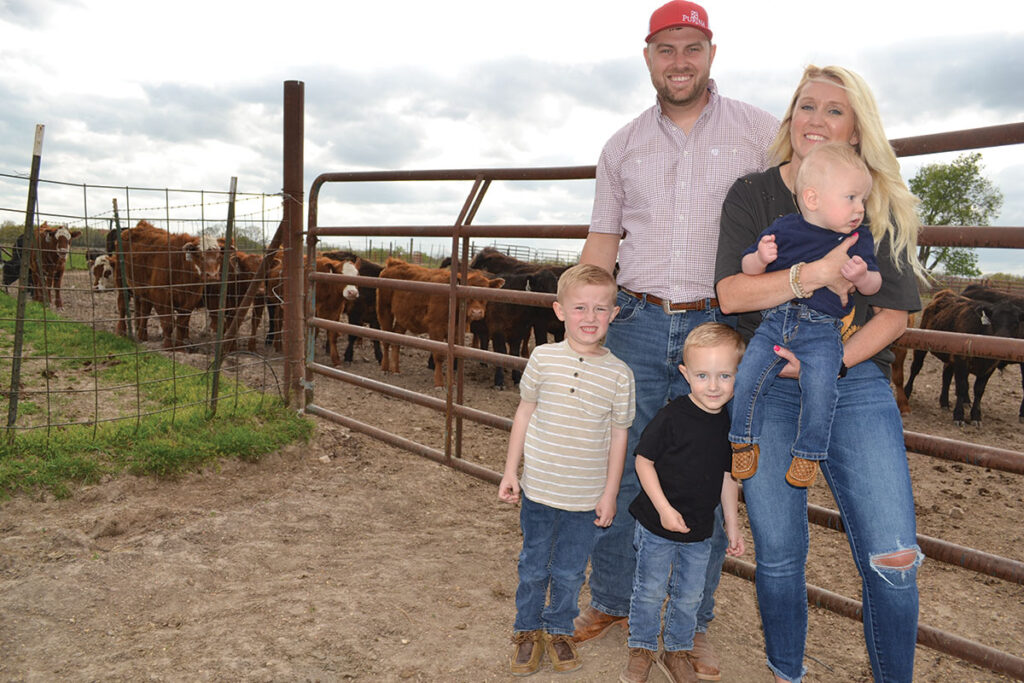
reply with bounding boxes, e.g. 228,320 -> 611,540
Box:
589,80 -> 779,303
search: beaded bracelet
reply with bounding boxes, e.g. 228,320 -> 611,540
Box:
789,262 -> 808,299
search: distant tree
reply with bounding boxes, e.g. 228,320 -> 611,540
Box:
910,152 -> 1003,277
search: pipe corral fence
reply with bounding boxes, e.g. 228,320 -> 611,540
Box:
266,82 -> 1024,677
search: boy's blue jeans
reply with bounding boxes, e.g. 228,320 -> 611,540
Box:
513,496 -> 599,636
729,302 -> 844,460
589,291 -> 734,626
627,523 -> 711,652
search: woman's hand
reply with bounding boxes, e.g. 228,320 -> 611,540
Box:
774,344 -> 801,379
803,233 -> 860,306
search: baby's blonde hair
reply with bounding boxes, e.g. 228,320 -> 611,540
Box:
556,263 -> 617,302
795,142 -> 872,199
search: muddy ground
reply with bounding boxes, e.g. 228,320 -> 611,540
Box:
1,273 -> 1022,681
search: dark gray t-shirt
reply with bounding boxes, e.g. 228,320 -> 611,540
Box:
714,164 -> 921,378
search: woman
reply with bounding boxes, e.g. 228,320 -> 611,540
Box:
714,65 -> 925,682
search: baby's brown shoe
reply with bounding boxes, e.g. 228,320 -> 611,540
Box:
786,456 -> 820,487
731,443 -> 759,479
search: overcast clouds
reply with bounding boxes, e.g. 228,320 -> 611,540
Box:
1,0 -> 1022,272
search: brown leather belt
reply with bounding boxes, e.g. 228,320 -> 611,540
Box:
621,288 -> 718,314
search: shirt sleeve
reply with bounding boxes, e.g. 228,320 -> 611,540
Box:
518,351 -> 542,403
589,139 -> 626,237
611,365 -> 636,429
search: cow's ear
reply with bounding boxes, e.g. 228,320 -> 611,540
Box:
184,242 -> 199,261
70,230 -> 82,239
490,278 -> 505,289
44,232 -> 54,244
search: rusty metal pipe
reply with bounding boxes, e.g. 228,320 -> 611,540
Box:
895,328 -> 1024,364
304,403 -> 501,484
918,225 -> 1024,249
904,431 -> 1024,474
309,362 -> 512,431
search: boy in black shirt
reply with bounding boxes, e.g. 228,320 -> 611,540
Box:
620,323 -> 747,683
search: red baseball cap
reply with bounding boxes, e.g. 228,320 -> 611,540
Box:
646,0 -> 713,43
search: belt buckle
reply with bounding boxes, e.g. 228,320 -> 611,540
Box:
662,299 -> 686,315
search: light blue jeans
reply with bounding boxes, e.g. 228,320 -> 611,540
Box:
742,360 -> 923,682
730,302 -> 844,460
628,524 -> 711,652
514,496 -> 599,636
589,291 -> 734,628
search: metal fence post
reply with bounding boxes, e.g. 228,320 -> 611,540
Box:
6,125 -> 44,435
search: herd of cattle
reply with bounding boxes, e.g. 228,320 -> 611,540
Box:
3,221 -> 1023,423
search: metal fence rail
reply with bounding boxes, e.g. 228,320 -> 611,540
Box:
303,120 -> 1024,676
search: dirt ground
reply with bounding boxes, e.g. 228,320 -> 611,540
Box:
1,274 -> 1023,682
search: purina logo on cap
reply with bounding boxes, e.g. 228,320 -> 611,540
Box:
646,0 -> 712,43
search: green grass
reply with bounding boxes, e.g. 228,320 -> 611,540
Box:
0,294 -> 314,498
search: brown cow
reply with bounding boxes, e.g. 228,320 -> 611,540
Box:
27,223 -> 82,308
313,255 -> 360,366
376,258 -> 504,387
204,249 -> 275,352
263,251 -> 359,364
890,312 -> 917,415
111,220 -> 227,349
903,289 -> 1024,425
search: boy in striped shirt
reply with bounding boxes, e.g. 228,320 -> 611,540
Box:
499,264 -> 635,676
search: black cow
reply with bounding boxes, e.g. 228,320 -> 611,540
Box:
903,289 -> 1024,425
960,285 -> 1024,422
2,235 -> 24,286
473,269 -> 559,388
468,248 -> 570,346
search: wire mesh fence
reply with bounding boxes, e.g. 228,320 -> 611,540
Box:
1,173 -> 291,437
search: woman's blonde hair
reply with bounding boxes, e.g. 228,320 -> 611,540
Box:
770,65 -> 924,277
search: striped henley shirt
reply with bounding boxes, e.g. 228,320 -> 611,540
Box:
518,341 -> 635,512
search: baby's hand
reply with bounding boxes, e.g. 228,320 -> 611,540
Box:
757,234 -> 778,266
840,255 -> 868,282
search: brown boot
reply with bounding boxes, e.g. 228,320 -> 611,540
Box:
657,650 -> 700,683
572,605 -> 627,643
731,443 -> 759,479
619,647 -> 656,683
509,630 -> 544,676
689,632 -> 722,681
785,456 -> 820,487
545,633 -> 582,673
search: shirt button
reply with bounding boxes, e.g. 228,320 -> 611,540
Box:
570,388 -> 575,393
574,372 -> 579,377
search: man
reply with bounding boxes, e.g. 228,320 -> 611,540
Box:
576,2 -> 778,679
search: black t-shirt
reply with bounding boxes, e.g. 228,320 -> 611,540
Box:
714,164 -> 922,378
628,396 -> 730,543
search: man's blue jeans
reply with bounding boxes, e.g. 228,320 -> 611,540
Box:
627,524 -> 711,652
589,291 -> 735,627
742,361 -> 922,682
514,496 -> 599,636
730,302 -> 843,460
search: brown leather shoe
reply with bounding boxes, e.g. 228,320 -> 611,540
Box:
619,647 -> 656,683
689,632 -> 722,681
545,633 -> 582,673
657,650 -> 700,682
731,443 -> 759,479
785,456 -> 820,487
572,606 -> 627,643
509,630 -> 544,676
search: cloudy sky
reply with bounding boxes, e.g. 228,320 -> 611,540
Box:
1,0 -> 1022,272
